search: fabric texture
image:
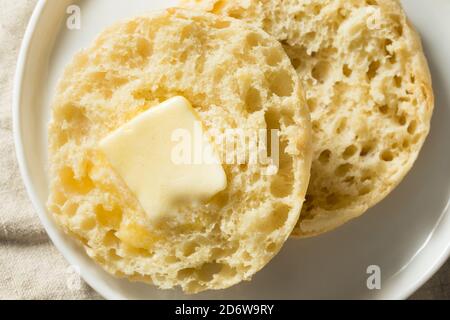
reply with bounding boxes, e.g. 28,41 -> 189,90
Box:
0,0 -> 100,300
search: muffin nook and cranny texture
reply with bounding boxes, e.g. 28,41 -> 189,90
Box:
47,9 -> 312,293
182,0 -> 434,236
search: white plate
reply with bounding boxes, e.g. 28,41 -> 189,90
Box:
13,0 -> 450,300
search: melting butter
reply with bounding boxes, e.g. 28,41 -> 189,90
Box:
100,96 -> 227,221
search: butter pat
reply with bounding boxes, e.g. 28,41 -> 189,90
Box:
99,96 -> 227,221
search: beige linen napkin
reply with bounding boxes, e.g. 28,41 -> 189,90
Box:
0,0 -> 100,300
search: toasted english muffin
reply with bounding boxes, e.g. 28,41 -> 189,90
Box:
47,8 -> 312,293
182,0 -> 434,237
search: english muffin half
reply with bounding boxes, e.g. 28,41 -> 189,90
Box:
47,8 -> 312,293
182,0 -> 434,237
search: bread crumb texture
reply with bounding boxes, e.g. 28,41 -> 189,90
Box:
47,9 -> 312,293
182,0 -> 434,236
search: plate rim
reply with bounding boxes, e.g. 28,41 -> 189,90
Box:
12,0 -> 450,300
12,0 -> 118,300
